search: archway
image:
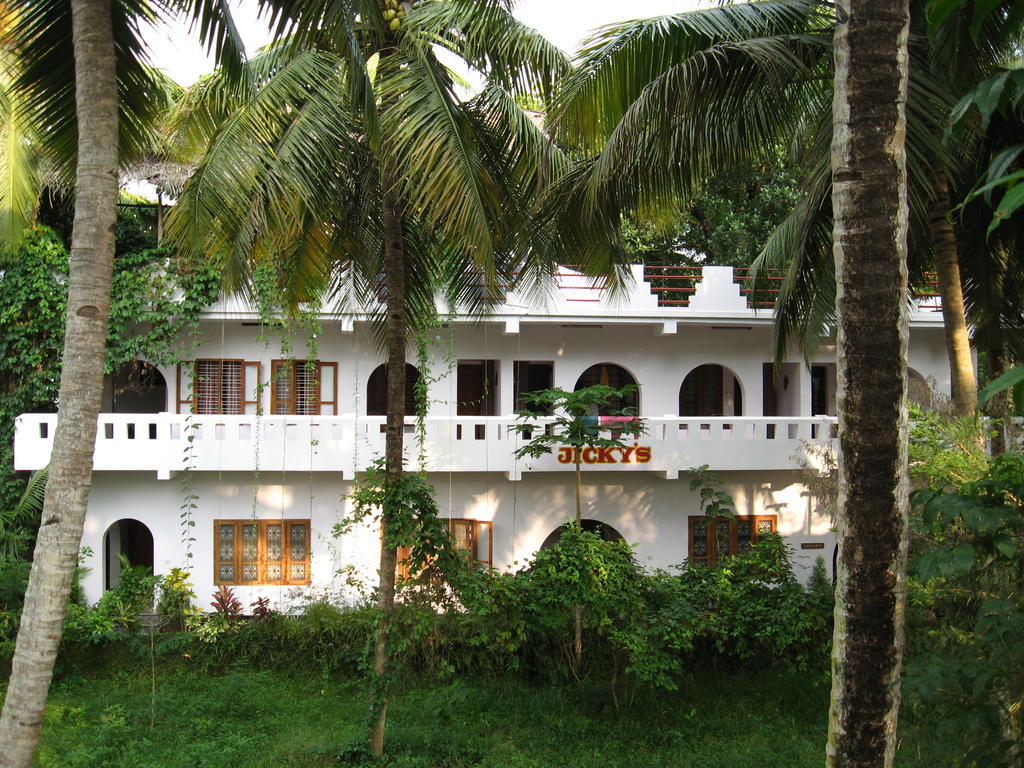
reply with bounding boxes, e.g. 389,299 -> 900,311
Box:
102,360 -> 167,413
679,364 -> 743,417
104,519 -> 154,590
367,363 -> 422,416
574,363 -> 640,415
540,519 -> 625,549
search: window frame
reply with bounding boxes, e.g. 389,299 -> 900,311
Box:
269,359 -> 338,415
396,518 -> 493,580
687,514 -> 776,566
213,519 -> 311,586
177,359 -> 262,414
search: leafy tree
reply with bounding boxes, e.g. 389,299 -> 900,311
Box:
622,149 -> 803,268
909,455 -> 1024,766
513,384 -> 644,670
164,0 -> 591,753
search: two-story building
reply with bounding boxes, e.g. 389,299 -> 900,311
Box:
14,265 -> 950,606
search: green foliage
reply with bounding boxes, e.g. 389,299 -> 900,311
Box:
512,385 -> 645,460
680,533 -> 831,670
688,465 -> 737,519
908,403 -> 990,489
63,558 -> 159,643
907,454 -> 1024,766
0,226 -> 218,513
31,667 -> 939,768
156,568 -> 196,632
342,459 -> 469,587
620,150 -> 803,268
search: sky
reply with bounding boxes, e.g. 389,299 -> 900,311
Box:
144,0 -> 705,86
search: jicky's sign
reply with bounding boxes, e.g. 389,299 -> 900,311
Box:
557,443 -> 652,465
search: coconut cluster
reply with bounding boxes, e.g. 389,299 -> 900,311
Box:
382,0 -> 405,31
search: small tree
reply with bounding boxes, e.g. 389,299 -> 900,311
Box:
513,384 -> 645,670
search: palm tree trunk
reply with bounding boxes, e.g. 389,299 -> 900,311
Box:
369,193 -> 406,757
0,1 -> 119,765
826,1 -> 911,767
930,173 -> 976,416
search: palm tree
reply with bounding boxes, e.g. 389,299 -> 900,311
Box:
825,0 -> 911,764
554,0 -> 1023,419
163,1 -> 591,753
0,3 -> 243,765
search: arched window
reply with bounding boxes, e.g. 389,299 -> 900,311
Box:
574,363 -> 639,415
540,519 -> 625,549
367,363 -> 421,416
680,364 -> 743,417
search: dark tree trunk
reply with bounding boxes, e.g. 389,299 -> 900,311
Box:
929,173 -> 976,416
0,1 -> 119,765
369,193 -> 407,757
826,1 -> 911,767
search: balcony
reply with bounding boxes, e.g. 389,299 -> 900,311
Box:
14,413 -> 837,479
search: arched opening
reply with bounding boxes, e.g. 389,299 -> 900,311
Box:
104,519 -> 154,590
574,363 -> 639,415
540,519 -> 625,549
679,364 -> 743,417
102,360 -> 167,413
367,363 -> 421,416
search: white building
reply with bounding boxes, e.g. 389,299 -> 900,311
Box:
14,265 -> 949,606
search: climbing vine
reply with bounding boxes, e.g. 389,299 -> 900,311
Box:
0,225 -> 219,513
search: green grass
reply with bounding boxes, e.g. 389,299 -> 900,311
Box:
30,667 -> 944,768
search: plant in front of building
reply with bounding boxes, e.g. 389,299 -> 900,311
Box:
904,454 -> 1024,766
513,384 -> 646,672
156,568 -> 196,632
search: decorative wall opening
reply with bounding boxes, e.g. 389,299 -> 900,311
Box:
367,363 -> 421,416
574,363 -> 639,415
540,519 -> 625,549
679,364 -> 743,417
103,518 -> 154,591
102,360 -> 167,413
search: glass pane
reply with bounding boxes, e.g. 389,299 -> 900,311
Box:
475,523 -> 491,565
450,521 -> 472,553
266,524 -> 282,561
757,519 -> 773,535
737,519 -> 753,553
242,563 -> 258,582
218,564 -> 235,581
266,563 -> 282,581
289,563 -> 306,581
218,524 -> 234,562
692,522 -> 708,557
290,523 -> 306,561
715,520 -> 731,558
242,524 -> 258,561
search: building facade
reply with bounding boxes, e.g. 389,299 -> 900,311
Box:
14,266 -> 949,606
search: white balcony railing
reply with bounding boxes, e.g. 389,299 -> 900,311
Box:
14,413 -> 837,479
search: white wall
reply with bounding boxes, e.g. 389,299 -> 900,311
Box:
167,318 -> 951,421
81,466 -> 834,607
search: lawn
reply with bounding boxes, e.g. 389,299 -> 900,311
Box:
29,666 -> 945,768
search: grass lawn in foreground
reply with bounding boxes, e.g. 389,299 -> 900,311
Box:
29,667 -> 942,768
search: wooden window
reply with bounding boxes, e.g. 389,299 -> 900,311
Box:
396,518 -> 493,580
177,359 -> 262,414
367,363 -> 420,416
270,360 -> 338,415
213,519 -> 311,585
688,515 -> 776,566
457,360 -> 499,416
